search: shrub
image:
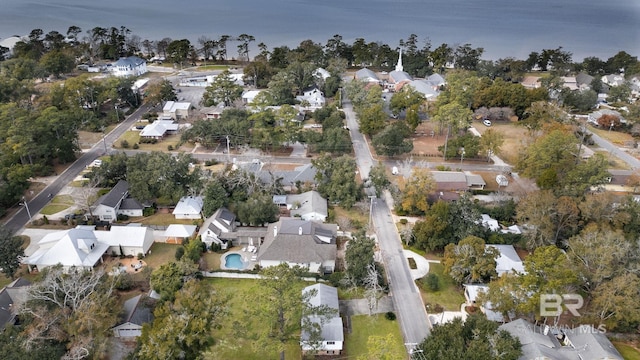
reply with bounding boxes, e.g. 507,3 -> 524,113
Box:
385,311 -> 396,321
204,159 -> 218,166
399,218 -> 408,225
42,215 -> 49,225
407,257 -> 417,269
121,139 -> 130,148
117,214 -> 129,221
143,207 -> 155,217
167,145 -> 173,151
132,143 -> 139,149
328,271 -> 344,287
175,246 -> 185,260
424,273 -> 440,292
137,252 -> 144,260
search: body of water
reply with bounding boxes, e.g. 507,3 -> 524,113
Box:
0,0 -> 638,61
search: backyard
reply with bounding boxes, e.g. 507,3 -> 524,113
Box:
343,314 -> 406,358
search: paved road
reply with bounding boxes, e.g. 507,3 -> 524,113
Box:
342,94 -> 431,349
587,129 -> 640,170
3,104 -> 152,232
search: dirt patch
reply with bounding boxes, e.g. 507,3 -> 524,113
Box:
78,130 -> 104,150
472,121 -> 529,165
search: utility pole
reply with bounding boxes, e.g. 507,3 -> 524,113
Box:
226,135 -> 231,163
368,195 -> 376,231
21,197 -> 31,220
443,125 -> 450,161
460,147 -> 465,165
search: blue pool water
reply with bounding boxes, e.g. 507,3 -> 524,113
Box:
224,253 -> 245,270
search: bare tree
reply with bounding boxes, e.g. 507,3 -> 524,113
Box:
363,264 -> 384,315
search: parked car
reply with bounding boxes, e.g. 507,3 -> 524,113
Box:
483,119 -> 492,127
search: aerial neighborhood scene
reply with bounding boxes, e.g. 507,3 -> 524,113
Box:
0,1 -> 640,360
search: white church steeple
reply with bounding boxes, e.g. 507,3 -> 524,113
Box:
395,48 -> 403,72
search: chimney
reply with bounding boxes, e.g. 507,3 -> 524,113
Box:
298,226 -> 302,235
273,226 -> 277,236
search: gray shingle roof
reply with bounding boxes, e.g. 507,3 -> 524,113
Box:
258,218 -> 336,264
301,284 -> 343,344
286,191 -> 328,219
99,180 -> 129,208
0,278 -> 30,329
121,295 -> 153,326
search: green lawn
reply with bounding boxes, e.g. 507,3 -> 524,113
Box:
143,243 -> 180,269
40,194 -> 75,215
131,213 -> 200,226
418,262 -> 465,311
203,278 -> 306,360
202,251 -> 222,271
197,65 -> 230,71
344,314 -> 406,359
613,341 -> 640,360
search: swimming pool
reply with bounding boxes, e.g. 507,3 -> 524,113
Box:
224,253 -> 245,270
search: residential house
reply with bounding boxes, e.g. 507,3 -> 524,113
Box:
111,56 -> 147,77
426,73 -> 446,88
242,90 -> 263,104
296,86 -> 326,108
587,109 -> 625,126
0,278 -> 30,329
602,74 -> 626,87
139,119 -> 179,140
24,225 -> 155,273
200,104 -> 225,119
488,244 -> 524,276
162,101 -> 191,120
273,191 -> 328,222
462,284 -> 504,322
172,196 -> 203,219
561,76 -> 579,91
431,171 -> 486,192
24,228 -> 109,273
257,218 -> 337,274
575,73 -> 594,91
300,284 -> 343,355
257,163 -> 317,191
96,224 -> 154,257
314,67 -> 331,80
499,318 -> 623,360
112,294 -> 154,337
479,214 -> 500,231
92,180 -> 144,222
521,76 -> 541,89
203,207 -> 236,249
355,68 -> 380,83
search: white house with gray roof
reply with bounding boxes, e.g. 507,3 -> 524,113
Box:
301,284 -> 343,355
257,218 -> 337,274
257,163 -> 317,191
173,196 -> 204,219
111,56 -> 147,77
92,180 -> 144,222
273,191 -> 328,222
499,318 -> 622,360
203,207 -> 237,249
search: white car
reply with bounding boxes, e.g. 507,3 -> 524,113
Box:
483,119 -> 492,127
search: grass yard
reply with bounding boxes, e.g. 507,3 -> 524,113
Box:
203,278 -> 305,360
202,251 -> 222,271
473,121 -> 529,165
143,242 -> 180,269
419,262 -> 465,311
40,194 -> 75,215
613,341 -> 640,360
197,65 -> 230,71
344,314 -> 406,359
132,212 -> 199,226
589,125 -> 634,146
330,205 -> 369,232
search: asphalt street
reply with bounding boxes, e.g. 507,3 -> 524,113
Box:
343,95 -> 431,349
3,103 -> 152,232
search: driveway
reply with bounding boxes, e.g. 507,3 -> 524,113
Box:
339,296 -> 394,316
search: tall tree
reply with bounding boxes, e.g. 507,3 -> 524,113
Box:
313,154 -> 361,209
248,264 -> 333,360
0,225 -> 25,279
345,231 -> 376,285
372,121 -> 413,157
368,161 -> 390,197
399,167 -> 434,215
202,69 -> 244,107
443,236 -> 499,284
137,280 -> 228,360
